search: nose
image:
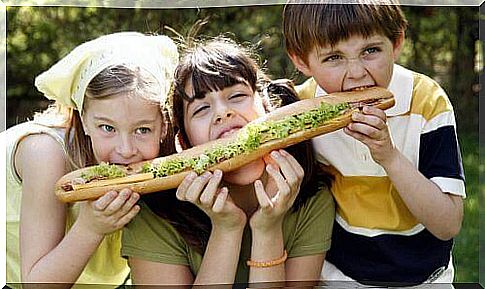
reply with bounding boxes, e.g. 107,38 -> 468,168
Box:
214,108 -> 235,124
346,58 -> 367,80
115,134 -> 137,159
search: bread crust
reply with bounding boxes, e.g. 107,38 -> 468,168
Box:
55,86 -> 394,202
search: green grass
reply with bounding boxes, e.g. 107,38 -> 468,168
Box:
453,132 -> 481,282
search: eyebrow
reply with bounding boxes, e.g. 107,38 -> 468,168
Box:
362,41 -> 385,49
92,116 -> 159,126
317,49 -> 340,58
92,116 -> 113,123
317,41 -> 385,58
185,96 -> 208,113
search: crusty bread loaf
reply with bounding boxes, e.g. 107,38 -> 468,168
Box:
55,86 -> 394,203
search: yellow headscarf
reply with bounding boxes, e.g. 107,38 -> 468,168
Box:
35,32 -> 179,114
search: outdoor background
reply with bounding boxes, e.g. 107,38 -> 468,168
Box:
6,4 -> 481,283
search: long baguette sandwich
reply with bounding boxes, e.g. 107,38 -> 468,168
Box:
56,86 -> 395,203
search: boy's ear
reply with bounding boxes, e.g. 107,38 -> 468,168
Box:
392,31 -> 406,60
288,53 -> 312,76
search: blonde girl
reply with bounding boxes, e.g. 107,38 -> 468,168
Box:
4,32 -> 178,288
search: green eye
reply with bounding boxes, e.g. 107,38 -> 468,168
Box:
136,127 -> 151,134
100,124 -> 114,133
324,55 -> 342,62
364,47 -> 380,55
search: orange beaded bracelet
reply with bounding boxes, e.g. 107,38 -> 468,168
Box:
246,250 -> 288,268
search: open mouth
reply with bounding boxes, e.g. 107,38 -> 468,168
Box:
345,85 -> 376,92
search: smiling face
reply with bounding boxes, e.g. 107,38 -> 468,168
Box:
290,33 -> 404,93
183,82 -> 265,146
82,94 -> 163,165
182,81 -> 267,185
172,38 -> 271,185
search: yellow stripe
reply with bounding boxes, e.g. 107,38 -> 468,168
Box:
325,166 -> 419,231
410,73 -> 453,121
295,78 -> 317,100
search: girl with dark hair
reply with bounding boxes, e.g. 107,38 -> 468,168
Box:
122,37 -> 335,286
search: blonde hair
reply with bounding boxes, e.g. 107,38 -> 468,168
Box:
35,64 -> 172,171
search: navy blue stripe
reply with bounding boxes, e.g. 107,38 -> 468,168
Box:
419,125 -> 464,181
327,222 -> 453,286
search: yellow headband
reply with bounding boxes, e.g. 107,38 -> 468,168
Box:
35,32 -> 179,114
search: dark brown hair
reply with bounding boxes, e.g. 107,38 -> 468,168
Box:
283,0 -> 408,64
143,37 -> 332,253
171,37 -> 261,147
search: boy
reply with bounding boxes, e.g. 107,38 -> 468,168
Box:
282,1 -> 466,286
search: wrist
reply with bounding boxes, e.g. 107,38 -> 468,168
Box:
251,223 -> 283,241
250,226 -> 284,265
379,147 -> 402,171
250,217 -> 283,233
212,221 -> 246,235
72,220 -> 105,242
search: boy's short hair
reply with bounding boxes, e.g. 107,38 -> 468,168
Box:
283,0 -> 408,64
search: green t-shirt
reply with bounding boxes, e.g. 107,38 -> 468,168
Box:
122,186 -> 334,284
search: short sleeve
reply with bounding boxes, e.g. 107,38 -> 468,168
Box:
121,201 -> 190,265
285,186 -> 335,258
414,76 -> 466,197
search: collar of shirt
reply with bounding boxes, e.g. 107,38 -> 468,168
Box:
315,64 -> 413,117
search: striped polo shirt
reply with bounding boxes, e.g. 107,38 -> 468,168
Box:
297,64 -> 466,285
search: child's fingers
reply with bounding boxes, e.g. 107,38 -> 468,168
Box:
254,179 -> 273,213
115,204 -> 141,228
347,121 -> 381,139
185,172 -> 212,203
102,189 -> 133,216
212,187 -> 228,213
344,127 -> 375,148
176,172 -> 197,201
271,150 -> 299,189
352,112 -> 386,130
92,190 -> 118,211
266,162 -> 291,200
353,108 -> 387,130
110,192 -> 140,219
199,170 -> 223,208
263,153 -> 277,167
279,150 -> 304,179
363,105 -> 387,121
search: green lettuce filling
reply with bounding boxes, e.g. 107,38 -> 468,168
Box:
84,102 -> 349,180
143,101 -> 349,177
81,162 -> 126,181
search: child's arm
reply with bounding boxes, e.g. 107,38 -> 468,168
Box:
286,254 -> 325,282
129,258 -> 194,287
248,150 -> 322,283
17,134 -> 139,287
175,170 -> 246,285
344,106 -> 463,240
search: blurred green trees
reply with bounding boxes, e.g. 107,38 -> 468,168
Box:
7,5 -> 479,133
